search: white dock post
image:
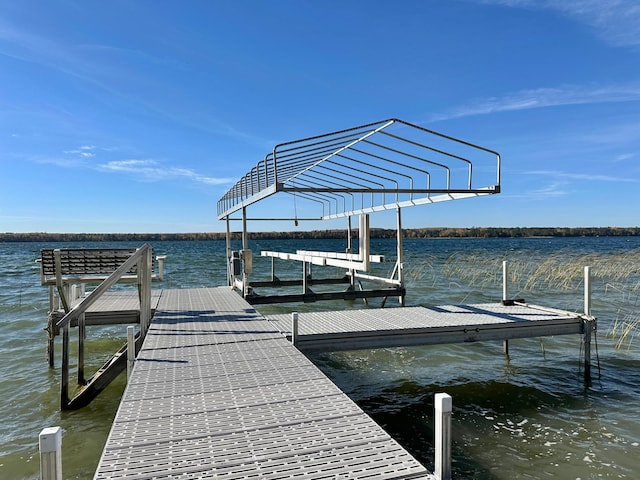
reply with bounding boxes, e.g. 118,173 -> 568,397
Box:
502,260 -> 508,303
583,266 -> 593,386
434,393 -> 452,480
502,260 -> 510,355
584,265 -> 592,317
291,312 -> 298,346
39,426 -> 62,480
127,325 -> 135,379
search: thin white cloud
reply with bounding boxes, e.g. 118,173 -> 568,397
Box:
429,82 -> 640,121
613,153 -> 635,162
531,181 -> 571,197
479,0 -> 640,47
522,169 -> 637,182
64,145 -> 96,158
98,159 -> 234,186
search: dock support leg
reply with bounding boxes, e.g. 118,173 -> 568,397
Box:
583,320 -> 593,387
61,324 -> 70,410
127,325 -> 135,379
435,393 -> 452,480
226,216 -> 232,286
291,312 -> 298,346
583,265 -> 593,387
39,426 -> 62,480
396,207 -> 405,306
503,339 -> 509,357
77,313 -> 86,385
46,314 -> 55,368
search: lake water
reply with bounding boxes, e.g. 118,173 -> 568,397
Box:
1,237 -> 639,479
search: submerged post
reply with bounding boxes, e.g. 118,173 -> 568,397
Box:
434,392 -> 452,480
39,426 -> 62,480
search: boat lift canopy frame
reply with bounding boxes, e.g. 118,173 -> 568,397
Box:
217,118 -> 501,305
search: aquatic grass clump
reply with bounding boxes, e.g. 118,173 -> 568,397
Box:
413,248 -> 640,349
608,311 -> 640,350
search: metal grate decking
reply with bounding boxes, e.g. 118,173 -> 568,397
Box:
51,290 -> 162,326
94,287 -> 435,479
264,303 -> 586,352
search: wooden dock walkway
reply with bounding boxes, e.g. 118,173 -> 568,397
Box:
94,287 -> 435,479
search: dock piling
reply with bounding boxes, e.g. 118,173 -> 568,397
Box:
39,426 -> 62,480
291,312 -> 298,345
435,392 -> 452,480
502,260 -> 508,303
583,266 -> 593,386
127,325 -> 135,379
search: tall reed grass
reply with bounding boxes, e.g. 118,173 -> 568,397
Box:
410,248 -> 640,349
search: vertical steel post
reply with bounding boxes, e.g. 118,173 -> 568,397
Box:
226,216 -> 232,286
39,426 -> 62,480
77,312 -> 86,385
359,214 -> 370,271
242,207 -> 249,297
302,261 -> 308,293
138,246 -> 152,338
60,324 -> 69,410
502,260 -> 509,356
127,325 -> 135,380
396,207 -> 404,306
434,393 -> 452,480
291,312 -> 298,346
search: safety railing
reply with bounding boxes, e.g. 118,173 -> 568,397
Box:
55,244 -> 153,409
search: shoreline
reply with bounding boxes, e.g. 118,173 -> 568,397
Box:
1,226 -> 639,243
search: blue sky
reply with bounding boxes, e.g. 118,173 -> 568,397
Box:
1,0 -> 638,233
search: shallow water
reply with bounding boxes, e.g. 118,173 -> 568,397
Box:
1,237 -> 639,479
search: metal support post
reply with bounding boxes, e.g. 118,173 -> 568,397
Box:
138,246 -> 152,338
242,207 -> 250,297
434,393 -> 452,480
127,325 -> 135,380
396,207 -> 404,306
226,216 -> 232,286
77,313 -> 86,385
291,312 -> 298,346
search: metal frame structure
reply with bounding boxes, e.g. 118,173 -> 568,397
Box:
217,118 -> 501,305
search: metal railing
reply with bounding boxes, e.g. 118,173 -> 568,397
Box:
56,244 -> 153,409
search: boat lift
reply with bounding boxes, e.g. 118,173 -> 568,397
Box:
217,118 -> 501,305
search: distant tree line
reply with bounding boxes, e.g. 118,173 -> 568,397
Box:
1,226 -> 638,243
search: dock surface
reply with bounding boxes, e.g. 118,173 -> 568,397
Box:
94,287 -> 434,479
265,303 -> 585,352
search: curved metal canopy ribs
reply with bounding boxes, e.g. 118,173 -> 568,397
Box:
217,118 -> 501,305
217,118 -> 501,221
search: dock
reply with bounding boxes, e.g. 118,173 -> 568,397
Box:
265,302 -> 587,352
94,287 -> 436,479
90,285 -> 594,479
